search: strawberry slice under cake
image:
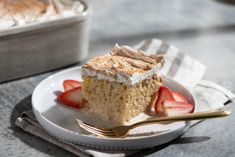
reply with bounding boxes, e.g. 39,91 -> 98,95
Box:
81,44 -> 164,124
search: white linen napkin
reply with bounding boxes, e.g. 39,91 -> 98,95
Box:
15,38 -> 235,157
134,38 -> 206,90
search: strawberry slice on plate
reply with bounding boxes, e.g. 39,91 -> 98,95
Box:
57,87 -> 83,108
154,86 -> 174,114
172,92 -> 188,103
63,80 -> 81,92
162,100 -> 194,116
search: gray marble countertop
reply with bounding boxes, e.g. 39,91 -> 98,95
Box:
1,0 -> 235,156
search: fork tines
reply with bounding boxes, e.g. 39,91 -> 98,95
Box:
76,119 -> 116,137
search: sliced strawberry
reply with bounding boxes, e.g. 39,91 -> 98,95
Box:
172,92 -> 188,103
163,100 -> 193,109
57,87 -> 83,108
154,86 -> 174,114
162,100 -> 194,116
63,80 -> 81,92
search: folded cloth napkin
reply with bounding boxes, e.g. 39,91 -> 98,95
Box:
15,39 -> 235,157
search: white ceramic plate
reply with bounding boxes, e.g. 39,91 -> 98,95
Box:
32,66 -> 196,150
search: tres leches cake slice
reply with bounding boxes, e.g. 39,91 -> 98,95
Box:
81,45 -> 164,124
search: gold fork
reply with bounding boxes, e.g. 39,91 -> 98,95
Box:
77,110 -> 231,138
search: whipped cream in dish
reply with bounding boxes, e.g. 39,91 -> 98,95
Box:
81,45 -> 164,85
0,0 -> 85,30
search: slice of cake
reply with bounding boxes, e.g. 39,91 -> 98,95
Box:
81,44 -> 164,124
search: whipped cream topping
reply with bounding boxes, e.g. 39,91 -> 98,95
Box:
0,0 -> 85,30
82,45 -> 164,85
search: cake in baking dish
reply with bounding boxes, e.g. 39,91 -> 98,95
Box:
0,0 -> 84,29
81,44 -> 164,124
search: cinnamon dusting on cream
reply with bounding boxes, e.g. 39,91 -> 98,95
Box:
82,45 -> 164,85
0,0 -> 84,29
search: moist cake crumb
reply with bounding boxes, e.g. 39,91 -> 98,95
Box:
81,44 -> 164,124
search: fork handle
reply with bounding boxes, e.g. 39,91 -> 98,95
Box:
131,110 -> 231,129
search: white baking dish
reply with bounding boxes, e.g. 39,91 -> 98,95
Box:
0,0 -> 91,82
